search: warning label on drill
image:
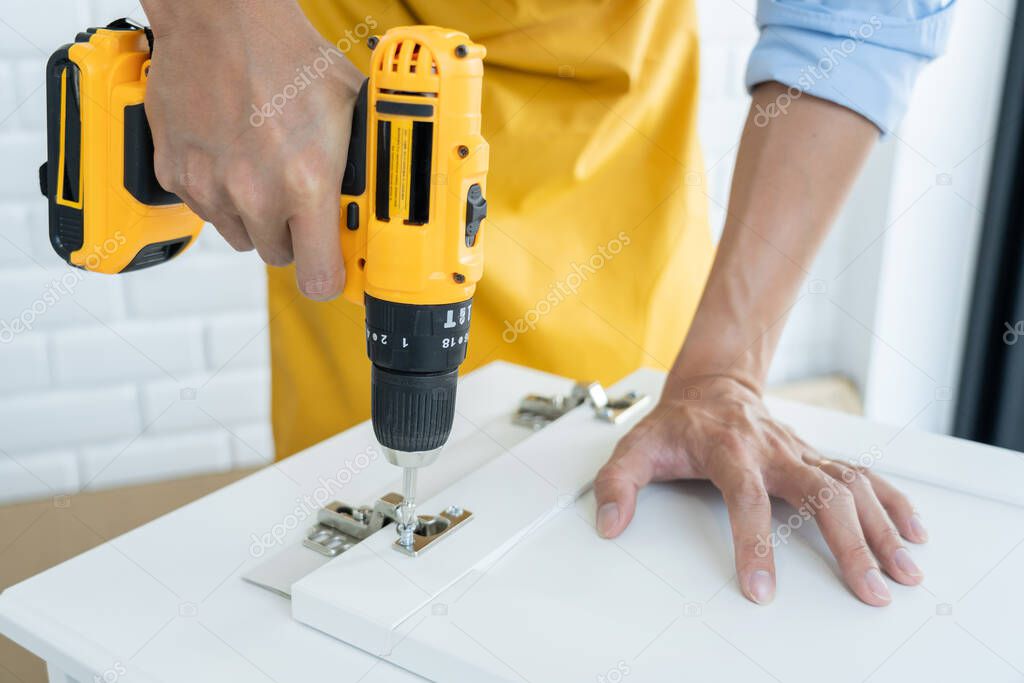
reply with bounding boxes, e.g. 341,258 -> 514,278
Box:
388,119 -> 413,221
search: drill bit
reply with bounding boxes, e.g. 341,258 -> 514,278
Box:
383,446 -> 441,551
397,466 -> 418,549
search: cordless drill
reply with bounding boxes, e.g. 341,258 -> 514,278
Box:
39,20 -> 489,549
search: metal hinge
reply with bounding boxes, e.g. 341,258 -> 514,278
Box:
513,381 -> 650,430
304,493 -> 473,558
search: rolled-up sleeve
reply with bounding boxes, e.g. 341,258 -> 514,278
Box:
745,0 -> 956,134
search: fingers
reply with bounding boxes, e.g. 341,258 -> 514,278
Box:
150,116 -> 344,295
157,148 -> 344,292
233,208 -> 293,266
712,463 -> 776,605
799,451 -> 926,544
206,212 -> 254,252
221,151 -> 342,297
817,461 -> 923,586
593,428 -> 658,539
782,465 -> 892,606
288,185 -> 344,301
864,469 -> 928,543
154,153 -> 259,253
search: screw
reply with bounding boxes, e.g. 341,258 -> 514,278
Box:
398,522 -> 416,548
446,504 -> 463,517
367,36 -> 379,50
453,273 -> 466,284
455,44 -> 469,58
457,145 -> 470,158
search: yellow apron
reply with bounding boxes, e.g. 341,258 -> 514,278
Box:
271,0 -> 713,458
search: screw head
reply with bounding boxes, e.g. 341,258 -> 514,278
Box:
457,145 -> 470,158
455,44 -> 469,58
367,36 -> 379,50
453,272 -> 466,284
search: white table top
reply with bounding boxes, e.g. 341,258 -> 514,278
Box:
2,361 -> 1023,683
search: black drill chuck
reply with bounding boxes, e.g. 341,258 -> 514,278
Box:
371,366 -> 458,452
365,295 -> 472,452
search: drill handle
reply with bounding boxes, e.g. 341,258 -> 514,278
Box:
341,79 -> 369,198
339,78 -> 371,307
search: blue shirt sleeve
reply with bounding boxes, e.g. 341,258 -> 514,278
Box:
745,0 -> 957,134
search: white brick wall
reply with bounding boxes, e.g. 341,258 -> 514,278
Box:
0,0 -> 275,504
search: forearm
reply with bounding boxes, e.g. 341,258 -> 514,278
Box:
671,82 -> 877,390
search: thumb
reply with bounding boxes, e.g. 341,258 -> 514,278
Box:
593,433 -> 656,539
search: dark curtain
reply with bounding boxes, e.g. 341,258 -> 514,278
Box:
954,4 -> 1024,449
